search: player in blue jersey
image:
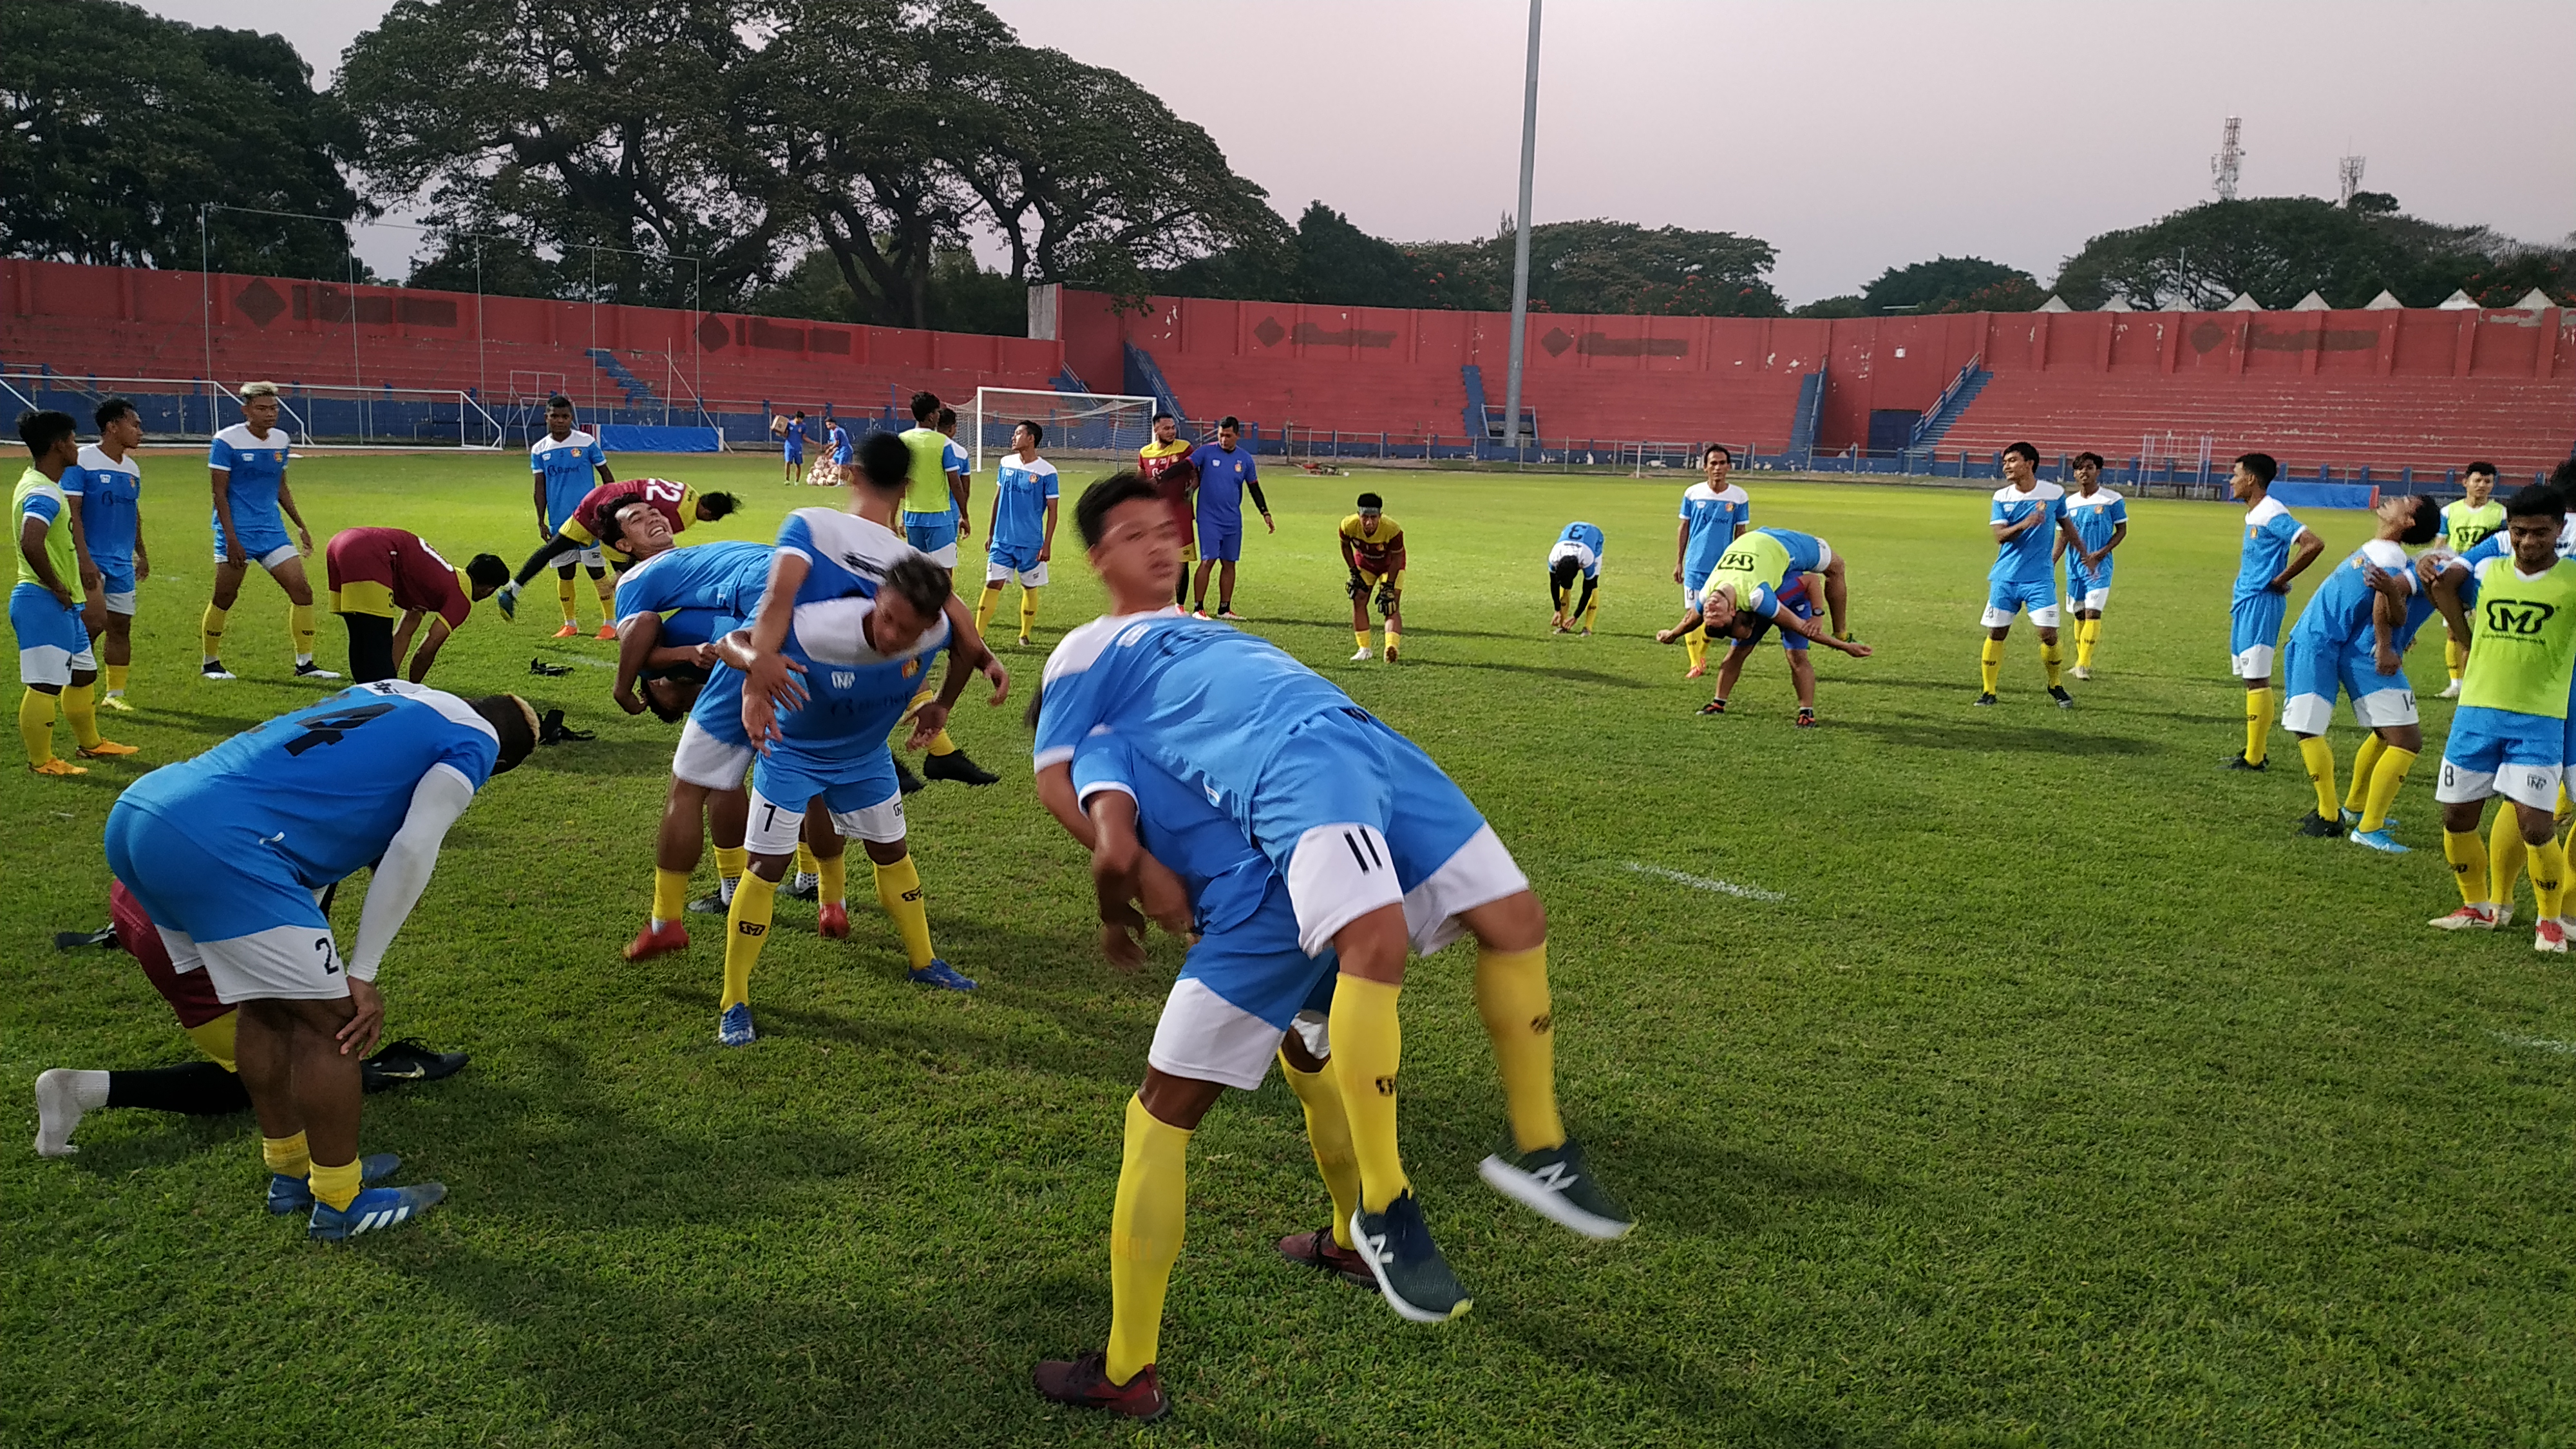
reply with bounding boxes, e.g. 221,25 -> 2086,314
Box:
1672,444 -> 1752,677
978,420 -> 1060,647
64,397 -> 146,711
2279,494 -> 2442,844
1187,415 -> 1274,620
777,409 -> 808,484
821,413 -> 849,484
1036,473 -> 1634,1322
15,410 -> 136,775
1548,521 -> 1605,634
1976,442 -> 2084,708
940,406 -> 974,542
2053,453 -> 2128,679
104,681 -> 537,1238
2223,451 -> 2325,770
530,395 -> 620,639
1703,571 -> 1826,726
202,382 -> 333,683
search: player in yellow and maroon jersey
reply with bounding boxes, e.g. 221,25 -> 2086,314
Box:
325,527 -> 507,684
1138,413 -> 1197,608
1338,493 -> 1406,663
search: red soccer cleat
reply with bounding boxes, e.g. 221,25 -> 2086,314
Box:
594,623 -> 618,641
623,920 -> 689,961
817,902 -> 849,939
1032,1352 -> 1168,1421
1277,1227 -> 1376,1288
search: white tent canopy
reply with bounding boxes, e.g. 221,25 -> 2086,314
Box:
2363,289 -> 2404,310
2036,294 -> 2072,312
2289,290 -> 2331,311
2436,289 -> 2477,310
2222,292 -> 2262,311
2099,294 -> 2135,312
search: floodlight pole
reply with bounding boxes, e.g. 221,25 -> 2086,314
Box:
1502,0 -> 1542,458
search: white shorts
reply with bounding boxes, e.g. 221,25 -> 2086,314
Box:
2281,688 -> 2418,736
1399,824 -> 1532,956
2436,758 -> 2563,812
556,545 -> 608,571
985,559 -> 1049,588
670,718 -> 754,791
19,641 -> 97,688
917,542 -> 960,568
1145,980 -> 1327,1091
156,921 -> 349,1005
216,543 -> 301,570
744,782 -> 905,853
1980,602 -> 2062,628
2072,587 -> 2110,612
2231,644 -> 2277,679
1284,824 -> 1406,955
102,589 -> 136,616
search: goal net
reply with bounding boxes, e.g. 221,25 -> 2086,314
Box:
969,388 -> 1159,473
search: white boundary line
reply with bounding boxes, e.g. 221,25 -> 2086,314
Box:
1621,862 -> 1785,902
2490,1031 -> 2576,1056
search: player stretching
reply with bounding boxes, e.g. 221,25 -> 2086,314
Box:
1137,412 -> 1197,608
15,410 -> 136,774
2426,486 -> 2576,949
1040,473 -> 1637,1331
202,383 -> 333,681
1548,522 -> 1604,634
2223,452 -> 2324,770
1673,444 -> 1751,677
66,397 -> 146,710
2056,452 -> 2128,679
2436,461 -> 2503,697
2278,495 -> 2441,844
497,477 -> 742,614
1977,442 -> 2081,707
1188,415 -> 1273,619
105,681 -> 536,1236
323,527 -> 507,684
1704,571 -> 1828,725
530,396 -> 618,639
979,421 -> 1058,647
1658,526 -> 1871,715
1341,493 -> 1406,662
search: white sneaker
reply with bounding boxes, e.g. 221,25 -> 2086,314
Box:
2428,904 -> 2498,931
2069,665 -> 2092,680
1349,647 -> 1372,662
200,661 -> 234,680
2437,681 -> 2462,698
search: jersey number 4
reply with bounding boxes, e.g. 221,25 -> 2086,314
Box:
284,703 -> 397,756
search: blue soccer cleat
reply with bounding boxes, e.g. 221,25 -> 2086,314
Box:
307,1181 -> 445,1242
718,1003 -> 757,1046
2341,808 -> 2400,831
2350,828 -> 2409,855
267,1152 -> 402,1215
494,580 -> 520,621
909,959 -> 976,991
1350,1191 -> 1472,1323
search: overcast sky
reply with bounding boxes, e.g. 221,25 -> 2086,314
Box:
142,0 -> 2576,305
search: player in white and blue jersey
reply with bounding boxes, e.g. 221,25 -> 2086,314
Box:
1187,415 -> 1273,620
1548,521 -> 1605,634
1672,444 -> 1751,677
64,397 -> 146,711
530,395 -> 618,638
104,681 -> 536,1240
203,382 -> 332,682
2054,452 -> 2128,678
2224,451 -> 2325,772
1977,442 -> 2084,708
2279,495 -> 2443,847
15,410 -> 136,774
979,420 -> 1060,647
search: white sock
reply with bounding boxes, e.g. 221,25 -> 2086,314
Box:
795,871 -> 819,892
296,653 -> 314,666
719,875 -> 738,904
35,1068 -> 109,1157
651,917 -> 675,931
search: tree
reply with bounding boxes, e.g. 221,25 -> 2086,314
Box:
2044,196 -> 2551,310
1860,256 -> 2034,314
0,0 -> 366,277
1792,295 -> 1866,318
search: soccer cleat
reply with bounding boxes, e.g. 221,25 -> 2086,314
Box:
2539,920 -> 2570,953
624,920 -> 690,961
1030,1351 -> 1168,1422
2349,828 -> 2409,854
594,623 -> 618,641
361,1038 -> 468,1089
2428,904 -> 2497,931
1479,1137 -> 1635,1240
29,759 -> 87,777
785,876 -> 819,902
2295,810 -> 2345,838
308,1181 -> 444,1242
2049,685 -> 2075,709
1017,636 -> 1032,649
923,749 -> 999,786
1218,609 -> 1245,621
687,891 -> 730,916
294,662 -> 341,679
267,1153 -> 402,1215
32,1069 -> 89,1156
1697,699 -> 1727,716
1973,692 -> 1998,706
493,580 -> 520,620
895,757 -> 926,795
1795,707 -> 1819,729
1350,1191 -> 1472,1323
1350,647 -> 1372,662
1683,661 -> 1705,679
2224,753 -> 2267,772
77,739 -> 139,759
2339,808 -> 2404,831
551,623 -> 581,638
2498,907 -> 2518,928
2069,665 -> 2092,681
2437,680 -> 2463,699
97,694 -> 134,713
200,661 -> 234,680
1190,608 -> 1210,620
1551,623 -> 1571,635
718,1003 -> 757,1046
1277,1227 -> 1378,1289
909,958 -> 977,991
817,902 -> 849,938
1578,627 -> 1593,636
1385,645 -> 1399,664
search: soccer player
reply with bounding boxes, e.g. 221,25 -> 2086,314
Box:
1038,473 -> 1638,1329
1703,571 -> 1827,726
980,420 -> 1059,647
1548,522 -> 1605,634
2436,461 -> 2504,697
530,395 -> 619,639
1672,444 -> 1752,677
2224,452 -> 2325,770
1188,415 -> 1273,619
324,527 -> 508,685
203,382 -> 333,681
895,392 -> 965,564
65,397 -> 146,711
15,410 -> 136,775
1340,493 -> 1406,662
827,413 -> 853,485
2278,494 -> 2442,844
940,404 -> 974,540
2425,486 -> 2576,949
497,477 -> 742,614
2056,451 -> 2128,679
1657,527 -> 1871,670
104,681 -> 536,1237
1138,412 -> 1197,608
779,409 -> 808,484
1977,442 -> 2083,707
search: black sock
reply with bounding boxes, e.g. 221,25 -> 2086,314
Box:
106,1061 -> 252,1116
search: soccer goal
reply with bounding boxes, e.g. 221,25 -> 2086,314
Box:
969,388 -> 1159,473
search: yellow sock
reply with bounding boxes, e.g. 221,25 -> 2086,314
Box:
2297,736 -> 2338,819
307,1156 -> 363,1213
184,1013 -> 238,1072
793,842 -> 817,878
1383,624 -> 1399,655
817,852 -> 846,907
1354,628 -> 1371,652
1019,586 -> 1038,639
1475,945 -> 1566,1153
289,602 -> 315,660
652,867 -> 690,925
2344,734 -> 2388,815
2445,636 -> 2465,683
595,580 -> 617,619
261,1130 -> 310,1179
558,575 -> 579,625
2244,688 -> 2271,766
1978,637 -> 2003,693
721,871 -> 777,1009
1104,1095 -> 1190,1387
714,845 -> 746,892
2040,641 -> 2063,688
2535,835 -> 2569,920
104,663 -> 128,696
2357,744 -> 2415,834
2448,828 -> 2495,909
18,688 -> 57,766
908,685 -> 958,755
1278,1047 -> 1362,1249
1327,974 -> 1408,1213
1582,592 -> 1599,630
62,681 -> 100,749
2075,617 -> 2098,668
200,603 -> 227,663
974,585 -> 1000,636
871,855 -> 935,968
1684,625 -> 1708,671
2489,811 -> 2527,911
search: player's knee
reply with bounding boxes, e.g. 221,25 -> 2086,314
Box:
746,853 -> 791,882
70,668 -> 97,687
1463,889 -> 1546,952
1137,1068 -> 1226,1131
862,838 -> 908,866
1331,904 -> 1412,985
27,681 -> 61,697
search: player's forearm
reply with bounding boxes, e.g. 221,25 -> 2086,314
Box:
348,769 -> 476,978
1036,763 -> 1091,848
405,625 -> 448,684
613,615 -> 661,696
21,524 -> 66,594
2277,538 -> 2325,584
746,556 -> 807,656
532,480 -> 548,528
598,463 -> 616,486
390,610 -> 422,662
277,482 -> 308,529
1246,480 -> 1269,516
931,645 -> 978,712
940,594 -> 996,671
512,535 -> 580,587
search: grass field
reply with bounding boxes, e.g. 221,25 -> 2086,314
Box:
5,451 -> 2573,1447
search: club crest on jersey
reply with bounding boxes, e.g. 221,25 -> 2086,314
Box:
831,670 -> 856,688
901,659 -> 920,679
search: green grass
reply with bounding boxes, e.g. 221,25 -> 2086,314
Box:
5,453 -> 2572,1447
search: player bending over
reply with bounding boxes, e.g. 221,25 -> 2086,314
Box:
202,382 -> 335,682
2436,460 -> 2503,697
1672,445 -> 1751,677
2277,494 -> 2441,847
530,395 -> 619,638
66,397 -> 146,710
979,420 -> 1058,648
1659,526 -> 1870,668
1340,493 -> 1406,662
14,410 -> 137,774
1703,570 -> 1828,726
324,527 -> 506,684
1188,415 -> 1272,620
1976,442 -> 2083,708
1548,522 -> 1604,634
496,477 -> 741,618
104,681 -> 535,1237
2224,451 -> 2325,771
2054,451 -> 2128,679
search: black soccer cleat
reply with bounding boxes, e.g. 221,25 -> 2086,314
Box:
1795,706 -> 1819,728
2049,685 -> 2075,709
2295,810 -> 2346,838
2224,753 -> 2268,772
1974,692 -> 1998,706
361,1038 -> 468,1091
538,708 -> 594,744
686,891 -> 730,916
895,757 -> 926,795
923,749 -> 999,786
1697,698 -> 1727,716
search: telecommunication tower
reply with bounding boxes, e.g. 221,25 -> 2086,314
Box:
2210,116 -> 2243,201
2338,153 -> 2367,206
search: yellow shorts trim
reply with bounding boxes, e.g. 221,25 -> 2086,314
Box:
1179,540 -> 1199,564
1359,569 -> 1405,592
184,1012 -> 240,1074
330,580 -> 399,618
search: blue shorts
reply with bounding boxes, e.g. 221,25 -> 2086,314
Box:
746,744 -> 905,851
904,513 -> 959,556
1768,529 -> 1826,575
2230,592 -> 2289,674
831,445 -> 853,466
10,582 -> 86,654
2065,556 -> 2112,595
212,507 -> 293,564
93,559 -> 136,598
1148,877 -> 1341,1089
686,663 -> 753,749
1199,518 -> 1243,563
987,543 -> 1041,576
106,801 -> 328,949
784,440 -> 804,463
658,606 -> 726,649
1984,577 -> 2058,625
1739,587 -> 1815,652
2278,636 -> 2417,734
2439,705 -> 2566,811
